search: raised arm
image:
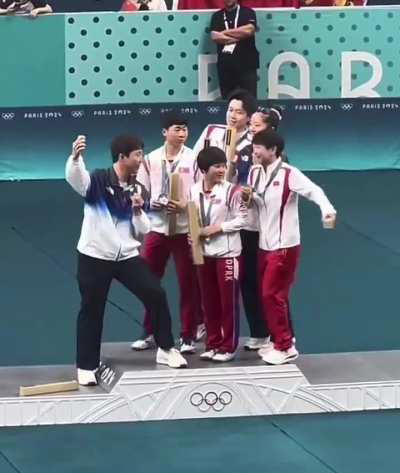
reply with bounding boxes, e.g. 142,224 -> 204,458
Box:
289,167 -> 336,218
65,135 -> 91,197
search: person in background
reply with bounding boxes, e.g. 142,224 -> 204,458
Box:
120,0 -> 167,11
192,89 -> 257,180
0,0 -> 52,16
250,107 -> 282,136
210,0 -> 259,99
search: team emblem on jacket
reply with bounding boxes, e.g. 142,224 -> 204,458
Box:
273,181 -> 280,186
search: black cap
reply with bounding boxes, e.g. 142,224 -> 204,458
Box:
197,146 -> 227,172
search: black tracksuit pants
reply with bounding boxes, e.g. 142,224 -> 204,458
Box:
240,230 -> 269,339
76,252 -> 174,370
217,64 -> 258,99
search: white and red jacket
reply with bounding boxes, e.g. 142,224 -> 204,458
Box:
248,158 -> 336,251
190,180 -> 247,258
192,124 -> 252,161
137,144 -> 199,235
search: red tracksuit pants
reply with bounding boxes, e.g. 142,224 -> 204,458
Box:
197,256 -> 241,354
258,246 -> 300,351
142,231 -> 199,340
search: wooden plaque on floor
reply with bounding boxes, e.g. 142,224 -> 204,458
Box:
168,173 -> 181,236
187,201 -> 204,265
20,380 -> 79,397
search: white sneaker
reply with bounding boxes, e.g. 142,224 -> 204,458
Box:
258,337 -> 297,358
212,352 -> 236,362
258,338 -> 274,357
156,348 -> 188,368
200,349 -> 217,360
261,346 -> 299,365
77,368 -> 98,386
195,323 -> 206,342
179,339 -> 196,354
244,337 -> 269,351
131,335 -> 155,351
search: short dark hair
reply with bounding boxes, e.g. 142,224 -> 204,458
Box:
252,130 -> 285,156
161,111 -> 188,130
110,134 -> 144,162
197,146 -> 227,172
257,106 -> 283,130
227,89 -> 257,117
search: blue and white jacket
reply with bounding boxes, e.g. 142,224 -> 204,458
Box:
66,155 -> 150,261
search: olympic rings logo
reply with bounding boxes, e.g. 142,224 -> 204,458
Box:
341,103 -> 353,111
207,106 -> 220,114
139,108 -> 152,116
71,110 -> 84,118
1,113 -> 15,120
190,391 -> 233,412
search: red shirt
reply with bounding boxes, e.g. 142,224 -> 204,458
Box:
178,0 -> 299,8
120,0 -> 139,11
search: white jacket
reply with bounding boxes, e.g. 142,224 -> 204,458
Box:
192,124 -> 251,160
66,155 -> 150,261
248,159 -> 336,251
190,180 -> 247,258
193,124 -> 257,232
137,144 -> 199,235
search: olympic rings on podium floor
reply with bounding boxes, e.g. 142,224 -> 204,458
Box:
190,390 -> 233,412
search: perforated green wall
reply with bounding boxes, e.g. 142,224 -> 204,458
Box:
257,9 -> 400,97
0,15 -> 65,107
1,8 -> 400,106
64,8 -> 400,104
65,12 -> 219,104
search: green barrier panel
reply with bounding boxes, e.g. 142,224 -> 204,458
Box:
64,8 -> 400,104
65,12 -> 219,104
1,8 -> 400,106
0,15 -> 65,107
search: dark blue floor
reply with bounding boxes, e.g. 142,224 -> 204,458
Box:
0,411 -> 399,473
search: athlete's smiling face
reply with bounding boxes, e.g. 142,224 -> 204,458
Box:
252,144 -> 277,166
226,99 -> 249,132
250,112 -> 269,136
206,162 -> 227,185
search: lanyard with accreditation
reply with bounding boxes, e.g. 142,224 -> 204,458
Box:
222,6 -> 240,54
159,146 -> 184,202
253,160 -> 283,199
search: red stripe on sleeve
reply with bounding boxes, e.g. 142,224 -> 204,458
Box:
279,168 -> 291,240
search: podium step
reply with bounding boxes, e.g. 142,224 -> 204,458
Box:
1,340 -> 400,427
